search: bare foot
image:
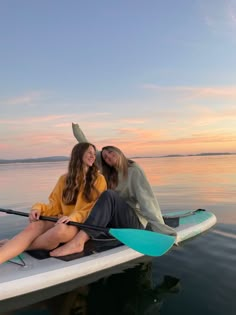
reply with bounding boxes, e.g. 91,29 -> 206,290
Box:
0,239 -> 8,247
50,239 -> 85,257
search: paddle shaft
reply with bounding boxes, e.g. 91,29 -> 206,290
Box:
0,208 -> 176,256
0,208 -> 109,232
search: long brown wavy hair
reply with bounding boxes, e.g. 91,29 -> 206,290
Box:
100,145 -> 134,189
62,142 -> 100,204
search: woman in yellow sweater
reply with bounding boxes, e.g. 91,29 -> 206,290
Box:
0,142 -> 107,264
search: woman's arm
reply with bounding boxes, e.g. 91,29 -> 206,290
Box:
72,122 -> 102,167
130,165 -> 176,236
72,123 -> 88,142
31,175 -> 64,217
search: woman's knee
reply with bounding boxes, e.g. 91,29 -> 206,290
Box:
51,224 -> 78,241
100,189 -> 114,196
25,220 -> 46,233
100,189 -> 118,201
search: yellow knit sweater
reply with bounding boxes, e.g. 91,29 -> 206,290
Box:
31,173 -> 107,222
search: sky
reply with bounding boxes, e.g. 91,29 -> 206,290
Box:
1,0 -> 236,159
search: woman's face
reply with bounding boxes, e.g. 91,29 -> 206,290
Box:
102,149 -> 118,167
82,145 -> 96,167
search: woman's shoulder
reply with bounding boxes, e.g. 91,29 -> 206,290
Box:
57,174 -> 67,183
128,162 -> 145,175
129,161 -> 142,170
96,171 -> 106,181
59,173 -> 67,179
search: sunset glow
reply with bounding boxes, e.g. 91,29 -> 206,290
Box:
0,1 -> 236,159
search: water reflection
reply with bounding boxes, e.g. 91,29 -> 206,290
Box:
85,264 -> 180,315
6,262 -> 180,315
1,156 -> 236,218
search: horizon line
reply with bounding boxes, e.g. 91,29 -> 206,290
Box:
0,152 -> 235,164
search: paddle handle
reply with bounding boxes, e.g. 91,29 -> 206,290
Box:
0,208 -> 109,232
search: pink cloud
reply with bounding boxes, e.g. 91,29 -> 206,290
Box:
142,85 -> 236,100
2,91 -> 46,106
0,143 -> 9,150
120,119 -> 146,124
0,115 -> 73,125
1,110 -> 236,159
90,127 -> 236,157
2,127 -> 236,159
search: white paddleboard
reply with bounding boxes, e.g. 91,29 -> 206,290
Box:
0,209 -> 216,312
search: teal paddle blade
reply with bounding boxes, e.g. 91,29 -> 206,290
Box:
109,228 -> 175,257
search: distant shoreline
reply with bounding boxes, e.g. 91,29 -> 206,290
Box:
0,156 -> 69,165
0,152 -> 235,164
132,152 -> 236,159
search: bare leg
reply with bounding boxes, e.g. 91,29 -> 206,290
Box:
50,230 -> 90,257
0,221 -> 54,264
27,224 -> 78,251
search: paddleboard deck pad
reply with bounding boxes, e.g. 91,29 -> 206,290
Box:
0,209 -> 216,311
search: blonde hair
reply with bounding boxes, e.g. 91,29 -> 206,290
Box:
101,146 -> 134,189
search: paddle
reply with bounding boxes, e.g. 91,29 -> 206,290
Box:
0,208 -> 175,257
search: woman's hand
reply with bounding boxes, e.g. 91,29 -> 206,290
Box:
56,216 -> 71,224
29,209 -> 41,222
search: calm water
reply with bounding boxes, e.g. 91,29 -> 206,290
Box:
0,155 -> 236,315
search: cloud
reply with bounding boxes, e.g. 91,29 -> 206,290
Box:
0,143 -> 9,150
1,119 -> 236,159
1,96 -> 235,159
120,119 -> 146,124
142,85 -> 236,101
201,1 -> 236,35
1,91 -> 46,106
0,112 -> 111,126
228,2 -> 236,27
125,132 -> 236,156
190,106 -> 236,127
160,133 -> 236,145
0,115 -> 72,125
92,125 -> 236,151
72,112 -> 111,122
117,128 -> 161,139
